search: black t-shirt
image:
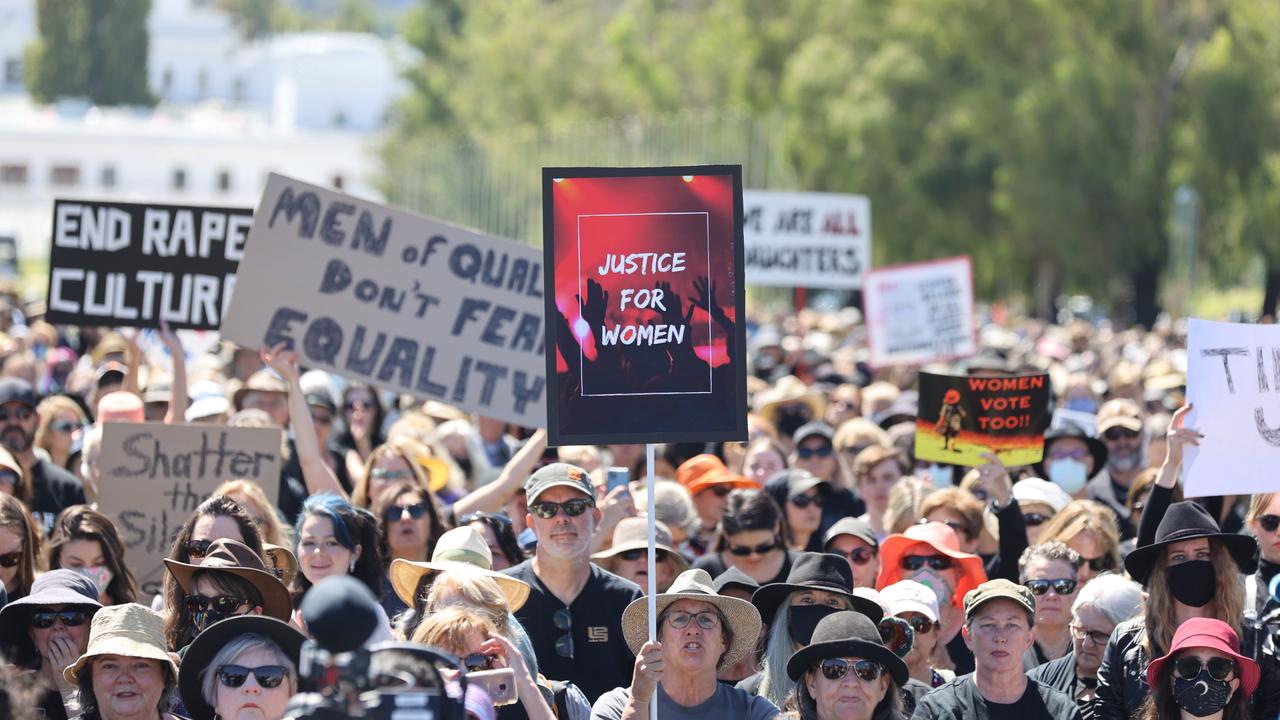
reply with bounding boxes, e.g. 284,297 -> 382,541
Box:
29,456 -> 86,533
912,676 -> 1081,720
503,559 -> 642,703
690,550 -> 797,587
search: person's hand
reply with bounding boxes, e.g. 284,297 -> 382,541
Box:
578,278 -> 609,332
479,634 -> 526,676
260,342 -> 300,385
44,631 -> 79,690
598,484 -> 637,530
630,640 -> 664,703
158,320 -> 183,358
975,452 -> 1012,505
1162,404 -> 1203,473
125,328 -> 144,360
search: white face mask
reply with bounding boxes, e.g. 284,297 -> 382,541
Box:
1048,458 -> 1089,495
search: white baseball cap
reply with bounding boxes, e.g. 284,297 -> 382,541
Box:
879,579 -> 940,622
1012,478 -> 1073,514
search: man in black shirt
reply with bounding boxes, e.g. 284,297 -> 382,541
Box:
0,378 -> 84,532
502,462 -> 642,703
912,579 -> 1080,720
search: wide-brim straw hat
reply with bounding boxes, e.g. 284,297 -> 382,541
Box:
64,603 -> 177,684
231,369 -> 289,411
389,526 -> 530,611
621,568 -> 762,669
163,538 -> 292,622
591,516 -> 689,573
755,375 -> 826,425
179,615 -> 305,720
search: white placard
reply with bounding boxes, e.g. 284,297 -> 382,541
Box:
862,256 -> 977,367
1183,317 -> 1280,497
742,190 -> 870,289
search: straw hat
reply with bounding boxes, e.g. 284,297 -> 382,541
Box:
163,539 -> 292,621
389,526 -> 530,611
621,568 -> 762,669
231,369 -> 289,411
263,543 -> 299,587
64,603 -> 178,683
591,517 -> 689,573
755,376 -> 826,426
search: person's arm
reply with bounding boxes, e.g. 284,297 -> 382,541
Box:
451,429 -> 547,518
261,343 -> 347,498
159,322 -> 187,425
620,640 -> 663,720
123,329 -> 143,394
991,498 -> 1027,582
1141,404 -> 1202,546
481,634 -> 555,720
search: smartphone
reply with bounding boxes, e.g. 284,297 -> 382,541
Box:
606,467 -> 630,496
468,668 -> 518,706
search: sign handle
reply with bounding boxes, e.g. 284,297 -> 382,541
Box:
646,442 -> 658,720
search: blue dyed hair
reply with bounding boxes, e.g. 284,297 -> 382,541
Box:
297,493 -> 357,551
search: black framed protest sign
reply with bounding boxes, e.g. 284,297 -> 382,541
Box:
541,165 -> 748,446
46,199 -> 251,329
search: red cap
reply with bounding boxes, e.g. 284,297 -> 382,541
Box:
1146,618 -> 1259,697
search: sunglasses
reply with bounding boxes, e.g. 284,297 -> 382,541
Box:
384,501 -> 430,523
1022,513 -> 1050,527
664,610 -> 720,630
1174,656 -> 1237,682
1103,428 -> 1140,441
797,446 -> 833,460
184,539 -> 213,559
217,664 -> 288,689
460,511 -> 513,527
818,658 -> 885,682
1082,555 -> 1115,572
529,498 -> 594,520
50,420 -> 81,433
464,653 -> 498,672
728,539 -> 780,557
706,485 -> 734,498
370,468 -> 413,482
902,614 -> 935,635
790,494 -> 824,509
1069,622 -> 1111,646
1258,514 -> 1280,533
900,555 -> 952,572
185,595 -> 249,614
553,608 -> 573,659
31,609 -> 91,629
0,550 -> 20,567
1024,578 -> 1078,596
344,400 -> 373,413
831,546 -> 877,566
0,407 -> 31,423
618,548 -> 670,563
919,517 -> 971,539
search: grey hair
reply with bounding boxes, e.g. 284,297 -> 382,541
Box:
1018,541 -> 1081,581
76,658 -> 177,720
755,590 -> 853,708
649,480 -> 698,536
201,634 -> 297,708
1071,572 -> 1144,625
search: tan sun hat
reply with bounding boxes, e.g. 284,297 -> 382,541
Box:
621,568 -> 762,670
64,603 -> 178,684
163,538 -> 292,622
591,517 -> 689,573
390,526 -> 530,611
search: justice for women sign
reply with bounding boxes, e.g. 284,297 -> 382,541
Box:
46,199 -> 251,329
541,166 -> 748,446
221,174 -> 546,427
1184,318 -> 1280,497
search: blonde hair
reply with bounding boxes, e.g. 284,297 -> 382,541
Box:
1143,540 -> 1244,658
215,479 -> 293,546
919,488 -> 984,541
832,418 -> 890,454
853,445 -> 903,482
425,569 -> 511,629
410,605 -> 500,654
1248,493 -> 1278,524
34,395 -> 88,455
386,411 -> 437,446
1038,500 -> 1120,567
884,477 -> 933,535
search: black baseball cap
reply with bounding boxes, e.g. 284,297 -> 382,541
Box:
0,378 -> 35,409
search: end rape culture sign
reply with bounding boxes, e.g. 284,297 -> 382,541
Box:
46,199 -> 251,329
742,190 -> 870,289
221,174 -> 546,427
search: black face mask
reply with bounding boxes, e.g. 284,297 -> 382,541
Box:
1167,560 -> 1216,607
1173,670 -> 1233,717
191,608 -> 234,634
789,604 -> 841,646
776,407 -> 811,439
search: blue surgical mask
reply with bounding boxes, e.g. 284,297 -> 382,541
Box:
1048,458 -> 1088,495
925,464 -> 954,489
1064,398 -> 1098,414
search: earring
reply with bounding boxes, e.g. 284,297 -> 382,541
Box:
348,558 -> 356,573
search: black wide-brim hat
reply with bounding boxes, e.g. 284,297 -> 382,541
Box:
752,552 -> 884,624
787,611 -> 909,684
1034,424 -> 1108,480
179,615 -> 306,720
1123,501 -> 1258,585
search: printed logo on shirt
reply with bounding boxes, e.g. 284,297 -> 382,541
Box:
587,626 -> 609,643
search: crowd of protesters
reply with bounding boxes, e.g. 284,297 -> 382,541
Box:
0,305 -> 1272,720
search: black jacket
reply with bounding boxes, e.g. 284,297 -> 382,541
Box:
1093,618 -> 1148,720
1028,651 -> 1095,720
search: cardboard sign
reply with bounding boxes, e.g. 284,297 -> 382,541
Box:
46,199 -> 251,329
742,190 -> 871,288
542,166 -> 748,446
914,371 -> 1051,467
1052,408 -> 1098,436
863,256 -> 977,367
221,174 -> 546,427
97,422 -> 281,597
1183,318 -> 1280,497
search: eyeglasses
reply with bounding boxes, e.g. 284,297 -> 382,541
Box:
1102,428 -> 1140,442
184,539 -> 213,559
31,609 -> 91,629
728,539 -> 780,557
790,494 -> 824,509
1258,514 -> 1280,533
1047,448 -> 1090,461
619,548 -> 669,563
553,608 -> 573,659
831,546 -> 877,566
1174,656 -> 1237,682
1069,622 -> 1111,646
185,595 -> 249,615
217,664 -> 288,689
902,614 -> 936,635
797,446 -> 833,460
900,555 -> 952,572
1081,555 -> 1115,572
464,653 -> 498,672
0,407 -> 32,423
1022,513 -> 1049,527
529,498 -> 594,520
460,511 -> 513,527
50,420 -> 81,433
919,517 -> 971,539
0,550 -> 20,567
344,400 -> 373,413
664,611 -> 721,630
818,658 -> 885,682
384,501 -> 430,523
370,468 -> 413,482
1024,578 -> 1078,596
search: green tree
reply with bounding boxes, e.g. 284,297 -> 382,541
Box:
26,0 -> 154,106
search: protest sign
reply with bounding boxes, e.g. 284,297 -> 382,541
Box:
542,166 -> 748,446
46,199 -> 251,329
1183,318 -> 1280,497
221,174 -> 546,427
1052,407 -> 1098,436
914,371 -> 1051,467
742,190 -> 871,288
862,256 -> 977,367
97,422 -> 280,596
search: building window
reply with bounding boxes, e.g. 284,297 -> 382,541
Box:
0,164 -> 27,185
101,165 -> 117,188
51,165 -> 80,186
217,169 -> 232,192
172,167 -> 187,191
2,59 -> 19,86
331,174 -> 345,190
